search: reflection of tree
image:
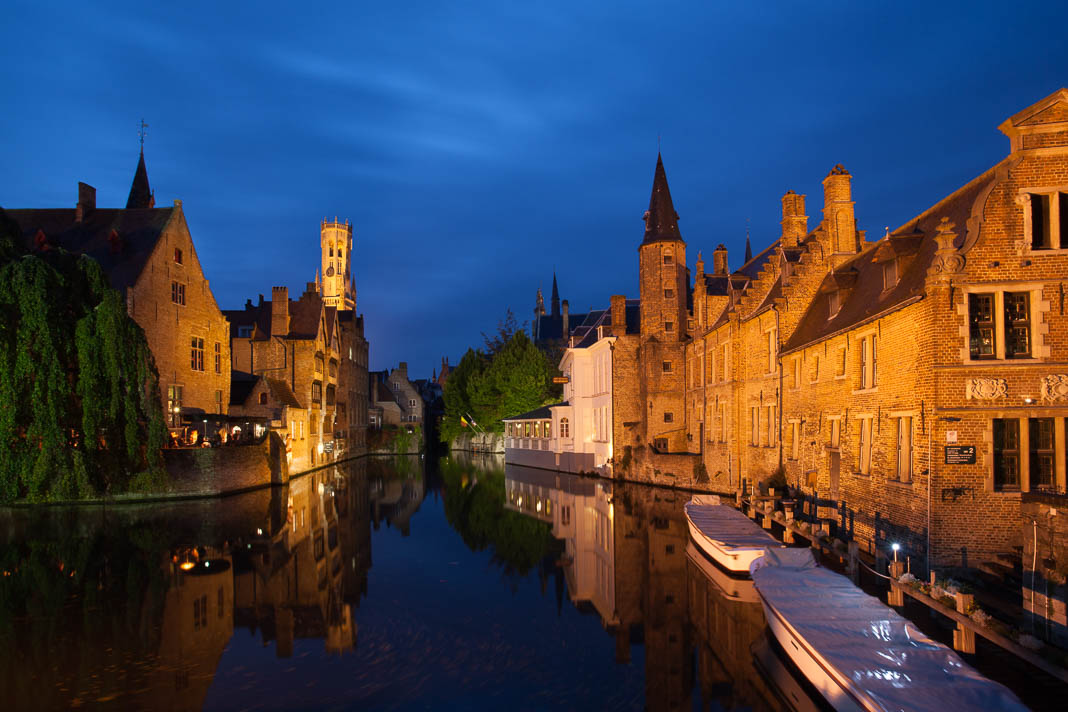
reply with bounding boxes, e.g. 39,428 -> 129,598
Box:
439,457 -> 562,581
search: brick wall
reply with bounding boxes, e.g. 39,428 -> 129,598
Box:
162,433 -> 289,496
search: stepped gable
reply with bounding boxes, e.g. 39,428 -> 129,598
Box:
8,206 -> 174,292
783,168 -> 998,354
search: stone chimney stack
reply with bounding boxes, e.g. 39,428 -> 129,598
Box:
271,287 -> 290,336
822,165 -> 858,256
712,244 -> 729,275
610,295 -> 626,336
75,182 -> 96,222
562,300 -> 570,337
780,190 -> 808,247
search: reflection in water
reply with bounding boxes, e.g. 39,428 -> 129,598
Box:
0,456 -> 820,711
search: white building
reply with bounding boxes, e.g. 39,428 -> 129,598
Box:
504,304 -> 637,474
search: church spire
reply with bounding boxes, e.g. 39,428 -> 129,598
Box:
126,149 -> 154,209
744,227 -> 753,263
551,272 -> 560,317
641,153 -> 682,246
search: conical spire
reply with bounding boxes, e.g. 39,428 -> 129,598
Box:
641,153 -> 682,245
744,229 -> 753,263
126,149 -> 154,209
551,272 -> 560,317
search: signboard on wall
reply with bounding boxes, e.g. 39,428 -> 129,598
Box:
944,445 -> 976,465
552,376 -> 569,384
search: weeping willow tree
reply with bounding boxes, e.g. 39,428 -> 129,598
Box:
0,209 -> 167,502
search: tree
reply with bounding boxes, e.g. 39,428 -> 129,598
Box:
481,308 -> 527,356
0,208 -> 167,502
440,348 -> 487,442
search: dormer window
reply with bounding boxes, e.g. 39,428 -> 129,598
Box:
174,248 -> 183,264
1028,192 -> 1068,249
237,325 -> 253,338
882,259 -> 898,290
828,290 -> 841,318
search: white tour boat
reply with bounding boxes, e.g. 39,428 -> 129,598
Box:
684,494 -> 784,574
749,548 -> 1029,712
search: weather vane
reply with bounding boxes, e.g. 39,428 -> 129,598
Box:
138,118 -> 148,149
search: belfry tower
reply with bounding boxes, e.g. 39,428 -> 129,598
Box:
320,218 -> 356,311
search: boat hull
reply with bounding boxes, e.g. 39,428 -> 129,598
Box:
757,592 -> 866,712
686,542 -> 759,603
686,517 -> 766,574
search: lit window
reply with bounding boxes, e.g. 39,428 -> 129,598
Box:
560,418 -> 569,438
167,385 -> 183,426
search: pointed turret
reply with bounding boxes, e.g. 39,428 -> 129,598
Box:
550,272 -> 560,317
641,153 -> 682,245
744,231 -> 753,263
126,149 -> 154,209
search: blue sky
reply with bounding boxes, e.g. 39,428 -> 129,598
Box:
4,1 -> 1067,376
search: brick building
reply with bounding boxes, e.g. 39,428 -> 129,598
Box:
226,219 -> 369,469
611,89 -> 1068,570
8,149 -> 231,431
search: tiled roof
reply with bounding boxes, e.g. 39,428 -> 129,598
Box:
266,378 -> 302,409
7,207 -> 175,293
783,166 -> 998,353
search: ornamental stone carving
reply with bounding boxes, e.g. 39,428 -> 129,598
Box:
966,377 -> 1007,400
930,217 -> 966,277
1041,374 -> 1068,402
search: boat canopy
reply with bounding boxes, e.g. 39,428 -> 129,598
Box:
683,503 -> 782,551
751,548 -> 1029,712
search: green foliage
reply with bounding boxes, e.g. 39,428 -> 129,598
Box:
439,456 -> 561,577
441,331 -> 558,442
393,424 -> 422,454
0,213 -> 167,502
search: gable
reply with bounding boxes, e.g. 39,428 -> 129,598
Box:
1017,99 -> 1068,127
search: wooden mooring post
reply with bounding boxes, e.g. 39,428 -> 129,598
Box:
887,561 -> 905,606
782,502 -> 795,544
954,593 -> 976,654
761,500 -> 773,529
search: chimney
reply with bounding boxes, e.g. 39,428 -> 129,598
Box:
562,300 -> 570,337
75,182 -> 96,222
695,251 -> 704,277
245,298 -> 253,309
610,295 -> 626,336
397,362 -> 408,380
780,190 -> 808,247
271,287 -> 289,336
823,165 -> 857,255
712,244 -> 728,275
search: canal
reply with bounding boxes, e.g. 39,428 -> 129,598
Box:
0,454 -> 1057,710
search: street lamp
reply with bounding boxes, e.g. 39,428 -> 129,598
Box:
892,542 -> 900,562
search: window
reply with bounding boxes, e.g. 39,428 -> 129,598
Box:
663,254 -> 673,265
167,385 -> 183,426
409,398 -> 417,408
174,247 -> 183,264
1028,192 -> 1068,250
171,281 -> 185,305
310,417 -> 318,435
215,389 -> 222,412
190,337 -> 204,371
259,392 -> 268,405
792,358 -> 802,389
312,382 -> 322,404
560,418 -> 569,438
858,334 -> 876,389
315,356 -> 324,374
544,421 -> 552,438
654,437 -> 668,450
882,259 -> 898,290
993,419 -> 1020,491
237,325 -> 253,338
750,406 -> 759,445
766,405 -> 776,446
664,288 -> 674,299
895,416 -> 912,481
214,342 -> 221,373
662,360 -> 673,373
766,330 -> 777,374
858,417 -> 872,474
1005,292 -> 1031,358
789,421 -> 800,460
829,418 -> 841,449
1030,418 -> 1055,490
665,321 -> 674,332
664,412 -> 674,423
329,361 -> 338,378
828,290 -> 840,318
969,291 -> 1034,360
524,422 -> 531,437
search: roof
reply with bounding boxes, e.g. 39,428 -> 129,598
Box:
265,378 -> 302,409
288,291 -> 323,339
568,299 -> 641,348
502,401 -> 568,421
783,168 -> 996,353
535,310 -> 589,342
126,150 -> 153,209
641,153 -> 683,246
7,207 -> 175,292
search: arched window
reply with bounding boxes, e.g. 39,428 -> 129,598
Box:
560,418 -> 569,438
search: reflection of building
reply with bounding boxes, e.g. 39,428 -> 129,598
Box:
369,459 -> 426,535
505,465 -> 616,624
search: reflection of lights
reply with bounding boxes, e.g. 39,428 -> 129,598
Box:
204,561 -> 210,568
256,528 -> 263,535
536,500 -> 542,513
179,561 -> 196,571
517,496 -> 523,507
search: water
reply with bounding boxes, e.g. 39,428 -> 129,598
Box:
0,454 -> 1046,711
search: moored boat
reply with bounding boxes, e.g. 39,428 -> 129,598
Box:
750,548 -> 1029,712
686,541 -> 759,603
684,494 -> 784,574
